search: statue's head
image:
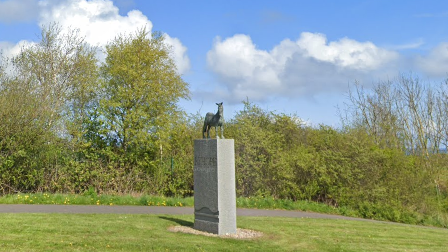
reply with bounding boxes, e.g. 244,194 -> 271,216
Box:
216,102 -> 223,112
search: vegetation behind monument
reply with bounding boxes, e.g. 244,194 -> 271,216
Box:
0,24 -> 446,226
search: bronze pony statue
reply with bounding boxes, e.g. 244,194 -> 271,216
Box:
203,102 -> 224,139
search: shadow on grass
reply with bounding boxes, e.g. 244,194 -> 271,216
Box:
159,216 -> 194,227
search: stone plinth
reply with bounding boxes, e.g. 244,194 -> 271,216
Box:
193,139 -> 236,235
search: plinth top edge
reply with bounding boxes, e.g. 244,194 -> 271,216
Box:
194,139 -> 234,141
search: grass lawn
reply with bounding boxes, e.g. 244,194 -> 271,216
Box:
0,213 -> 446,251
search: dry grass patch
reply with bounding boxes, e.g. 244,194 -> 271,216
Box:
168,226 -> 264,239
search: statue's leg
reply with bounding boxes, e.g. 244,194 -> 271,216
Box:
215,126 -> 219,139
221,125 -> 225,139
202,124 -> 206,139
207,126 -> 211,139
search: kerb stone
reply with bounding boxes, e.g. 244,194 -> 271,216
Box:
193,139 -> 237,235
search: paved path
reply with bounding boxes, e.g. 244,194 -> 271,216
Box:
0,204 -> 372,222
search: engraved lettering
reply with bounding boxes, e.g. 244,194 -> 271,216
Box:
194,156 -> 217,173
194,156 -> 217,167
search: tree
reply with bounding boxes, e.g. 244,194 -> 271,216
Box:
98,28 -> 189,172
0,23 -> 99,193
343,74 -> 445,156
11,23 -> 99,143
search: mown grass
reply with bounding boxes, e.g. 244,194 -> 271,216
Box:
0,213 -> 447,251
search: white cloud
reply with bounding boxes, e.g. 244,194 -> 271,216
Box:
38,0 -> 152,47
0,40 -> 35,72
295,32 -> 398,70
0,40 -> 35,58
164,34 -> 191,75
206,34 -> 281,101
1,0 -> 190,74
415,42 -> 448,77
387,39 -> 424,50
0,0 -> 40,23
206,32 -> 399,102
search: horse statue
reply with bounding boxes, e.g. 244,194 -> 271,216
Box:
203,102 -> 224,139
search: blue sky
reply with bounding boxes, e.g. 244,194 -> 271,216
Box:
1,0 -> 448,126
